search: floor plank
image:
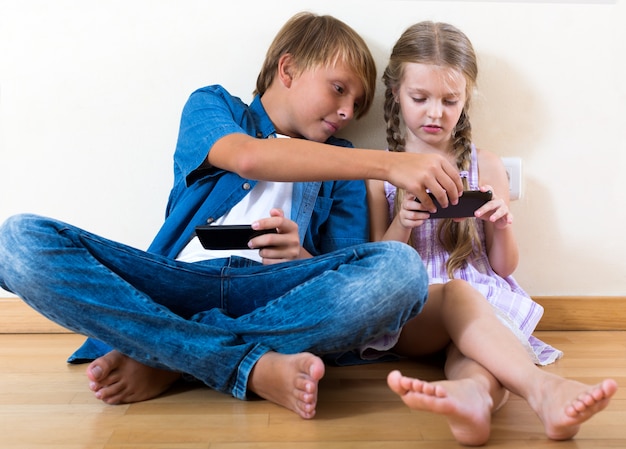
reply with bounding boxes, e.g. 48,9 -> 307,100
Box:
0,332 -> 624,448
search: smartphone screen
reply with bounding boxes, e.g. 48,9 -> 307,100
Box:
195,225 -> 277,250
417,190 -> 492,219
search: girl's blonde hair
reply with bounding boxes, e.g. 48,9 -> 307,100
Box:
382,21 -> 480,278
254,12 -> 377,119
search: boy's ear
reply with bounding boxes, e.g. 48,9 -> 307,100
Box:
277,54 -> 296,88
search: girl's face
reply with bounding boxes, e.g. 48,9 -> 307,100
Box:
281,60 -> 365,142
395,62 -> 467,153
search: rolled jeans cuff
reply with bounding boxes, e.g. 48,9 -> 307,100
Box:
232,343 -> 269,400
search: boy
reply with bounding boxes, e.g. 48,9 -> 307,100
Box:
0,12 -> 462,419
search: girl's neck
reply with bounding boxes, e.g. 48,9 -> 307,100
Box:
404,138 -> 456,164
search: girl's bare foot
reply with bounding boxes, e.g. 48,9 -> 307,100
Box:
86,350 -> 181,404
387,370 -> 493,446
248,351 -> 325,419
529,375 -> 618,440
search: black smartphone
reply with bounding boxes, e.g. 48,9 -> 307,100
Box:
195,225 -> 277,250
416,190 -> 492,219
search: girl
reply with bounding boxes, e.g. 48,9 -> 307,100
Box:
368,21 -> 617,445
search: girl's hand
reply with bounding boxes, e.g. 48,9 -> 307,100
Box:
250,208 -> 302,264
474,185 -> 513,229
398,193 -> 431,229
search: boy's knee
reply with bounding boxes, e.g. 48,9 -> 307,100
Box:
0,214 -> 54,258
0,214 -> 64,293
382,241 -> 428,287
0,214 -> 26,248
1,213 -> 40,233
372,241 -> 429,310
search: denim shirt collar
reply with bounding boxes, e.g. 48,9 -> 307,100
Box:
249,95 -> 278,140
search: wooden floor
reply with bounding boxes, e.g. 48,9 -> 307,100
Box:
1,331 -> 625,449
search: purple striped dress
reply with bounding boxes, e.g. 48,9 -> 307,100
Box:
384,145 -> 562,365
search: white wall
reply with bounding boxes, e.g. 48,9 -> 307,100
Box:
1,0 -> 624,296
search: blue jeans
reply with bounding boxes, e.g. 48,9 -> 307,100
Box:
0,214 -> 428,399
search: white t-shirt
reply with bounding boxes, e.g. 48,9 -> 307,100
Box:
176,180 -> 293,263
177,133 -> 294,263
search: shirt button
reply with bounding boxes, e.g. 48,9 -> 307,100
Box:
242,182 -> 251,190
206,217 -> 215,224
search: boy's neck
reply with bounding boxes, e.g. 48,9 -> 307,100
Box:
259,87 -> 296,138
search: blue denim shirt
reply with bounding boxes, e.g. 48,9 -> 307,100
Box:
68,85 -> 369,363
148,85 -> 369,258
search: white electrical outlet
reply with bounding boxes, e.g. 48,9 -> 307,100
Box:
501,157 -> 522,200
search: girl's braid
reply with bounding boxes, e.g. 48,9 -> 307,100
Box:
438,107 -> 483,278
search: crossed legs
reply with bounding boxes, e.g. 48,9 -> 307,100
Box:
0,215 -> 427,420
390,280 -> 618,445
84,278 -> 618,431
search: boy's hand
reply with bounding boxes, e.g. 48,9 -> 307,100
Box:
250,208 -> 302,264
392,152 -> 463,211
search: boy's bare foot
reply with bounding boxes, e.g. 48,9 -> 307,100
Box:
248,351 -> 325,419
387,370 -> 493,446
86,350 -> 181,404
529,375 -> 618,440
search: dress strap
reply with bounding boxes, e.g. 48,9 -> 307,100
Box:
468,144 -> 479,190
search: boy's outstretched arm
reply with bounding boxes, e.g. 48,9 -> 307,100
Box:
208,133 -> 463,211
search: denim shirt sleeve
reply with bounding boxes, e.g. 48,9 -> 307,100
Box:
149,86 -> 266,258
173,86 -> 251,186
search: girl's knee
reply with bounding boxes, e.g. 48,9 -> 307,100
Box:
440,279 -> 484,310
440,279 -> 467,301
444,279 -> 471,294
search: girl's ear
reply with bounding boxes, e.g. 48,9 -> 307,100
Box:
277,53 -> 296,88
391,86 -> 400,103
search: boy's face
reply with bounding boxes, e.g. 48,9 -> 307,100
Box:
280,61 -> 365,142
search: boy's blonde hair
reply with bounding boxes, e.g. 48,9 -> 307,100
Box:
254,12 -> 376,119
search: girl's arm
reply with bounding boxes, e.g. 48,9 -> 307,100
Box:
366,179 -> 428,244
475,149 -> 519,277
366,179 -> 394,242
